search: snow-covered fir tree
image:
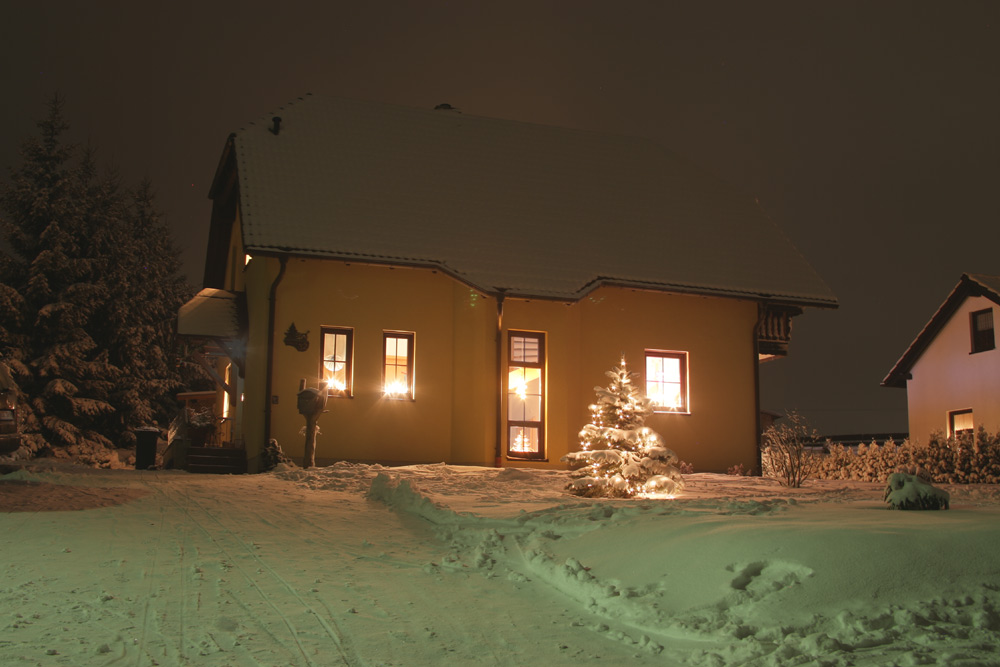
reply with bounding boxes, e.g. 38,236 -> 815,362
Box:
0,99 -> 116,452
0,97 -> 194,454
562,356 -> 683,498
88,178 -> 195,445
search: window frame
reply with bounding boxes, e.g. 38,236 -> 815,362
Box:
382,331 -> 415,400
970,308 -> 995,354
507,331 -> 546,461
949,408 -> 974,439
644,349 -> 690,414
320,327 -> 355,397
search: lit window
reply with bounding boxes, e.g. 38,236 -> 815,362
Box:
322,327 -> 354,396
971,308 -> 995,353
508,332 -> 545,459
645,350 -> 689,413
949,409 -> 974,438
383,332 -> 414,399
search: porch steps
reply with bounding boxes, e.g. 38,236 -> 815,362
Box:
186,446 -> 247,475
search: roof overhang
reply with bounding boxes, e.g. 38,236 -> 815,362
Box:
243,247 -> 840,309
178,288 -> 244,339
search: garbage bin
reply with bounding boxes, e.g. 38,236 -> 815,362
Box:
134,427 -> 159,470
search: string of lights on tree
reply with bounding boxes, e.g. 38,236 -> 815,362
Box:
562,356 -> 684,498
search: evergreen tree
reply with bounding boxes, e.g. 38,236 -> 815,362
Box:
0,98 -> 116,452
562,357 -> 684,498
0,97 -> 194,455
88,178 -> 193,444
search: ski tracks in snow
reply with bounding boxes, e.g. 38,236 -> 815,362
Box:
141,478 -> 361,666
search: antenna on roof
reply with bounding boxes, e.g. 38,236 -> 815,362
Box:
270,117 -> 282,135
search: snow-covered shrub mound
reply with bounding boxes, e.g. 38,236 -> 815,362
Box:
884,472 -> 950,510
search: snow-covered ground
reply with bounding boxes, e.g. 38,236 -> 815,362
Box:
2,462 -> 1000,666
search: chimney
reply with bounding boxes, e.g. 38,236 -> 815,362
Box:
270,116 -> 282,135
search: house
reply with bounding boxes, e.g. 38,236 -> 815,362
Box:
178,95 -> 837,473
883,273 -> 1000,442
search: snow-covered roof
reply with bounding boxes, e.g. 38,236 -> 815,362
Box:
218,95 -> 837,306
882,273 -> 1000,388
177,288 -> 242,339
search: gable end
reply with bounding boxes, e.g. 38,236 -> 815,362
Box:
882,273 -> 1000,388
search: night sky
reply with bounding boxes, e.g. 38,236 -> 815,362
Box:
3,1 -> 998,437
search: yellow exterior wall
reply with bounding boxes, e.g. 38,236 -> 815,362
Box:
239,252 -> 275,470
227,247 -> 760,472
233,251 -> 500,470
501,287 -> 760,472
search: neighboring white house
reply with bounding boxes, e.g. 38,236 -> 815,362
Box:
883,273 -> 1000,442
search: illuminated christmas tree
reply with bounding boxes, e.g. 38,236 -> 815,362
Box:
562,357 -> 683,498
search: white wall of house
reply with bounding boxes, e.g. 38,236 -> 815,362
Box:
906,295 -> 1000,442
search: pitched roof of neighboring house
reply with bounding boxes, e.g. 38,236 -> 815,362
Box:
208,94 -> 837,306
882,273 -> 1000,388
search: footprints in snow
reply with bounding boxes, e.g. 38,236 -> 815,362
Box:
728,560 -> 814,596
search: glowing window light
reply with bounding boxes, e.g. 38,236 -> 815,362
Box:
509,426 -> 539,453
322,328 -> 353,396
383,332 -> 414,399
648,389 -> 682,410
645,351 -> 688,412
507,332 -> 545,458
950,409 -> 974,437
509,373 -> 528,400
383,379 -> 410,397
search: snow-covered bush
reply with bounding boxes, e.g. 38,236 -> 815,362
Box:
883,472 -> 950,510
169,406 -> 218,447
813,438 -> 909,482
812,429 -> 1000,485
261,438 -> 293,471
909,430 -> 1000,484
727,463 -> 750,477
562,357 -> 683,498
761,413 -> 821,488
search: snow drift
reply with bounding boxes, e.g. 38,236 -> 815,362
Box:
2,462 -> 1000,666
